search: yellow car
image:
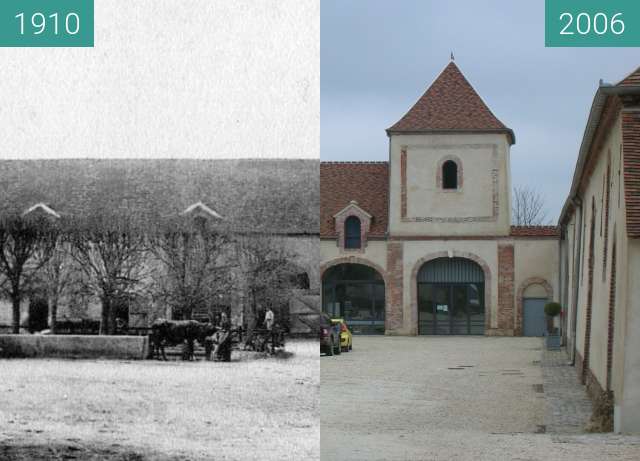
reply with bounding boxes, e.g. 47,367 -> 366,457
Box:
331,318 -> 353,352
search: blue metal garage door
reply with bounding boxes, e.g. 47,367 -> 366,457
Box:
523,298 -> 548,337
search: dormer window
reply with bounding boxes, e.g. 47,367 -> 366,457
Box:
181,201 -> 223,220
22,203 -> 61,219
333,200 -> 371,253
442,160 -> 458,189
345,216 -> 362,249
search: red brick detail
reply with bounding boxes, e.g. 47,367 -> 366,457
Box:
435,155 -> 464,190
515,277 -> 554,336
621,110 -> 640,238
602,156 -> 612,281
386,243 -> 404,332
497,244 -> 515,332
582,198 -> 597,384
410,251 -> 492,335
333,203 -> 371,254
606,239 -> 617,391
400,148 -> 407,219
510,226 -> 559,237
575,350 -> 585,384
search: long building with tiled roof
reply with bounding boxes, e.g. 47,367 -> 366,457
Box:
557,65 -> 640,433
0,158 -> 320,336
0,158 -> 318,234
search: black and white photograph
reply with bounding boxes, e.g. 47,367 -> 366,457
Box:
0,1 -> 319,460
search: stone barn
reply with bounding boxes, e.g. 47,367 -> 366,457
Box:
0,158 -> 319,335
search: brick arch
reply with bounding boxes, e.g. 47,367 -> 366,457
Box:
515,277 -> 554,336
410,251 -> 492,335
320,256 -> 389,328
436,154 -> 464,190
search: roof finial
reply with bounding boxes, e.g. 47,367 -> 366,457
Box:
450,51 -> 455,61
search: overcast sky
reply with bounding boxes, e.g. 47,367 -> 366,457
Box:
0,1 -> 319,161
321,0 -> 640,222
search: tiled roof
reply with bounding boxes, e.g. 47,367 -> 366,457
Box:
0,159 -> 318,234
622,111 -> 640,238
617,66 -> 640,86
387,62 -> 514,143
320,162 -> 388,238
559,65 -> 640,239
510,226 -> 559,238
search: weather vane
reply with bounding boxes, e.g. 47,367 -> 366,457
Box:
451,51 -> 455,61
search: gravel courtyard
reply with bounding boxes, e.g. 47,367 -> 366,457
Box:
321,336 -> 640,461
0,340 -> 319,460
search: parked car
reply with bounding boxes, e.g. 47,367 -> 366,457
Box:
331,318 -> 353,352
320,313 -> 341,356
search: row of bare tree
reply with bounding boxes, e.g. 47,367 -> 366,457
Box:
0,213 -> 305,335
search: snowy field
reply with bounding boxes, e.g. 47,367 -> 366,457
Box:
0,339 -> 319,460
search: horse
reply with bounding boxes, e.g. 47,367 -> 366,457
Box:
150,318 -> 216,360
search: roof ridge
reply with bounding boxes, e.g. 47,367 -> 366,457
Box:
616,65 -> 640,86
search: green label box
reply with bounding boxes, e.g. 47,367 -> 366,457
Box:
546,0 -> 640,47
0,0 -> 93,47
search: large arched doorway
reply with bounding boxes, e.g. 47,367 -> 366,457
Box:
322,263 -> 385,335
417,257 -> 485,335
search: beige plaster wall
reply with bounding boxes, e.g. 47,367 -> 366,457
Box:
619,238 -> 640,432
559,112 -> 640,432
320,239 -> 388,275
571,114 -> 624,393
514,239 -> 559,295
388,133 -> 512,236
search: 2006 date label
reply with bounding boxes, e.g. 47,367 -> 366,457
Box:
546,0 -> 640,47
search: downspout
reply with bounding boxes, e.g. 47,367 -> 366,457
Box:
558,227 -> 564,342
570,196 -> 583,365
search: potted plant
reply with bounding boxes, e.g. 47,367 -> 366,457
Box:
544,302 -> 562,350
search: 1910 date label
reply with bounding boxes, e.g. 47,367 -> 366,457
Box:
0,0 -> 93,47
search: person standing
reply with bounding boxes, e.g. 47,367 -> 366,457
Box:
264,307 -> 275,331
264,307 -> 276,352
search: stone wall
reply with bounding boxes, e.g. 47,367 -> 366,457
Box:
0,334 -> 149,359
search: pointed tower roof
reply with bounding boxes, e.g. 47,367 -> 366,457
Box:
387,62 -> 515,144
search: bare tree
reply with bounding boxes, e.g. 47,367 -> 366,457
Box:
237,233 -> 301,336
0,215 -> 57,333
149,219 -> 233,321
33,237 -> 77,334
512,186 -> 549,226
68,214 -> 148,335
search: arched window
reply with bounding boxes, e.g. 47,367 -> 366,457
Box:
442,160 -> 458,189
344,216 -> 361,249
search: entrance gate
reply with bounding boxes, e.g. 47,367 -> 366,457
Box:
418,257 -> 485,335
